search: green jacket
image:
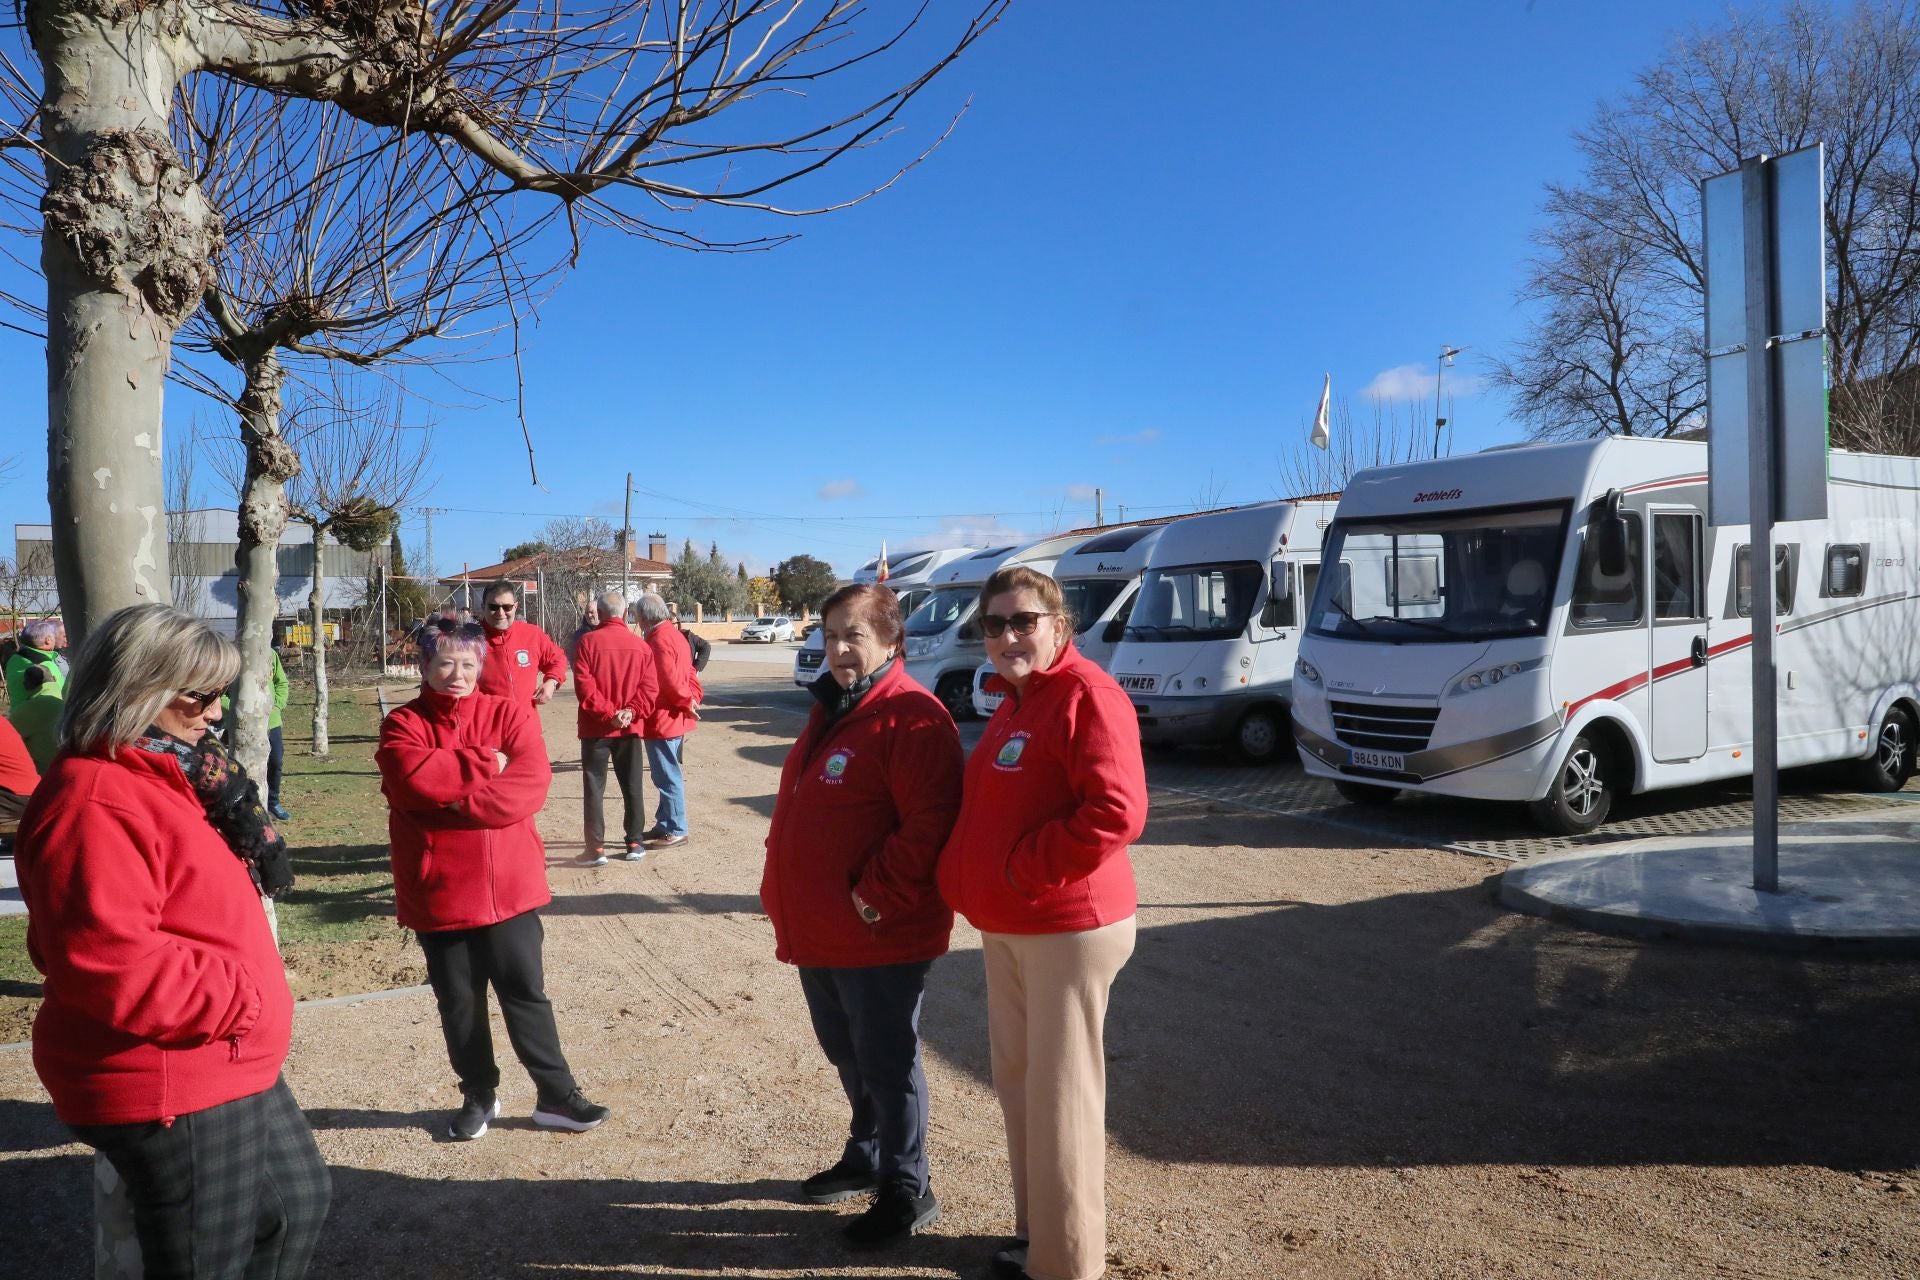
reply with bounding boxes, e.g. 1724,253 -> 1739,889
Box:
8,690 -> 61,771
4,645 -> 62,709
222,650 -> 291,731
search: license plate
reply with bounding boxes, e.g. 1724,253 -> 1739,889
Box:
1115,673 -> 1159,693
799,653 -> 821,667
1349,748 -> 1406,772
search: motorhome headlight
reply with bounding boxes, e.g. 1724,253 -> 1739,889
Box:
1295,658 -> 1322,685
905,636 -> 938,658
1453,657 -> 1542,696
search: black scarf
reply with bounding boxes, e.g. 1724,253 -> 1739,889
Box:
810,658 -> 894,728
132,729 -> 296,897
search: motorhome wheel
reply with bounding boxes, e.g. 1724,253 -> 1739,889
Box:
1233,707 -> 1287,765
1528,733 -> 1614,836
1856,705 -> 1917,792
936,673 -> 976,722
1333,780 -> 1399,807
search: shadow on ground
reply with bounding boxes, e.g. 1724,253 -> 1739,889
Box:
920,864 -> 1920,1173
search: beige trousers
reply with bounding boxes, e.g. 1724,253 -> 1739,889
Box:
982,915 -> 1137,1280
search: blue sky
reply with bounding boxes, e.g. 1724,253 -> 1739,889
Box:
0,0 -> 1751,579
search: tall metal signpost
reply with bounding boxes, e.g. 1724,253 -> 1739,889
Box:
1702,145 -> 1829,893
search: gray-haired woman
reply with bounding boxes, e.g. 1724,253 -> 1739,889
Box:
14,605 -> 329,1279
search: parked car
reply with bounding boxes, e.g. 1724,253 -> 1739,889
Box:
742,615 -> 795,643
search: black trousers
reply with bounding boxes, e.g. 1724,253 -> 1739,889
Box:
798,961 -> 934,1196
69,1077 -> 330,1280
580,735 -> 646,849
266,726 -> 285,808
418,909 -> 577,1104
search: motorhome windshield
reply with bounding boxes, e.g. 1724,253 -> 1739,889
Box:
1062,578 -> 1128,634
1310,504 -> 1569,643
1124,562 -> 1263,642
905,587 -> 975,637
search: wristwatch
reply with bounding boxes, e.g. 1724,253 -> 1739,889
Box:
853,893 -> 881,924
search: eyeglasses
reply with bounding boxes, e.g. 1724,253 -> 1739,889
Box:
981,611 -> 1057,639
177,688 -> 223,712
434,619 -> 488,639
486,603 -> 516,613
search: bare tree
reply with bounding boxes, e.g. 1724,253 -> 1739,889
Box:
535,516 -> 618,644
1497,1 -> 1920,449
1274,396 -> 1430,499
283,378 -> 433,756
0,543 -> 57,643
0,0 -> 1007,644
165,427 -> 209,616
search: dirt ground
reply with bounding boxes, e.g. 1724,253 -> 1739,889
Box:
2,667 -> 1917,1279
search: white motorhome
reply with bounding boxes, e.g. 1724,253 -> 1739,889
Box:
792,546 -> 976,686
1291,437 -> 1920,834
902,542 -> 1078,718
1108,500 -> 1340,763
971,523 -> 1169,716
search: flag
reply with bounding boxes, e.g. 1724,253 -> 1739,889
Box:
877,541 -> 890,583
1311,374 -> 1331,450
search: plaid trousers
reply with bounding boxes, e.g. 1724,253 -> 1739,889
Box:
70,1077 -> 331,1280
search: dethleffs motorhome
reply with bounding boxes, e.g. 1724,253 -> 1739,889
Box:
791,546 -> 975,687
1108,500 -> 1340,763
1291,437 -> 1920,834
971,523 -> 1169,716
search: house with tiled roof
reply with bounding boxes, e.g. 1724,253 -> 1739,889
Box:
438,531 -> 673,624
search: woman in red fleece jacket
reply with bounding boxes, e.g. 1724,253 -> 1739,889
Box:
762,584 -> 962,1251
16,605 -> 328,1279
377,619 -> 609,1141
936,566 -> 1148,1280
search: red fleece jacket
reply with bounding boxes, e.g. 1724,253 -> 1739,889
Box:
572,619 -> 658,740
16,747 -> 292,1125
0,715 -> 38,798
642,623 -> 702,740
762,662 -> 962,967
936,643 -> 1147,935
476,619 -> 568,711
377,688 -> 554,932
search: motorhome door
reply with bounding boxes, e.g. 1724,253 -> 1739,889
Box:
1648,507 -> 1708,761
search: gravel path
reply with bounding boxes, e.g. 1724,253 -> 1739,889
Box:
2,670 -> 1916,1278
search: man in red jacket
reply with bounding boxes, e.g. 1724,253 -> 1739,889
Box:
633,593 -> 700,850
571,591 -> 659,865
476,580 -> 567,721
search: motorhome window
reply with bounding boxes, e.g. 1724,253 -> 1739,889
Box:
1076,527 -> 1157,554
1309,505 -> 1567,643
889,551 -> 938,579
1734,545 -> 1796,617
1125,562 -> 1264,641
1301,562 -> 1323,615
1060,578 -> 1128,633
1824,544 -> 1866,597
1570,513 -> 1644,628
905,587 -> 975,636
1652,513 -> 1704,620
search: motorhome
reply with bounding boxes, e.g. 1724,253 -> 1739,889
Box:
1290,437 -> 1920,834
791,546 -> 975,687
971,523 -> 1169,716
901,542 -> 1073,718
1107,500 -> 1340,763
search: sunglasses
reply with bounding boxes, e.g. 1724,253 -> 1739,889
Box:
981,611 -> 1057,639
434,619 -> 488,639
485,602 -> 516,613
177,688 -> 223,712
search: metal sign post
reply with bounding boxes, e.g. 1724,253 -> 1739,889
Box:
1703,144 -> 1828,895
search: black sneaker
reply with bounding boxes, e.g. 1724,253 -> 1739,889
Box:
447,1090 -> 499,1141
990,1238 -> 1031,1278
842,1183 -> 939,1250
617,843 -> 647,861
532,1089 -> 610,1132
800,1157 -> 881,1204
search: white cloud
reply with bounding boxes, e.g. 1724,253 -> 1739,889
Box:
1361,362 -> 1486,403
1064,483 -> 1101,503
817,478 -> 864,501
1095,427 -> 1161,446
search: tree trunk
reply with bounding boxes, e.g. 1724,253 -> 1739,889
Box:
31,0 -> 220,643
308,525 -> 330,756
230,351 -> 297,781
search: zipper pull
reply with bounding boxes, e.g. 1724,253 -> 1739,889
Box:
228,1035 -> 241,1062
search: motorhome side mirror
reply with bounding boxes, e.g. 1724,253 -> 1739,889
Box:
1258,564 -> 1293,629
1596,490 -> 1630,577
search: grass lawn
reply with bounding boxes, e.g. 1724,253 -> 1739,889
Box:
0,671 -> 423,1045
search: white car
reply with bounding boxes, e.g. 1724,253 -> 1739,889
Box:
742,615 -> 795,643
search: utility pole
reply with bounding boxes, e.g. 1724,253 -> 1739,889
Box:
1094,487 -> 1104,526
620,472 -> 633,604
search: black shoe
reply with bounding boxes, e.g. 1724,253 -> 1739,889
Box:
800,1157 -> 881,1204
842,1183 -> 939,1250
448,1090 -> 499,1141
532,1088 -> 610,1132
990,1238 -> 1031,1278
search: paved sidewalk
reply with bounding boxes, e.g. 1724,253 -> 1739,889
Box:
1500,816 -> 1920,954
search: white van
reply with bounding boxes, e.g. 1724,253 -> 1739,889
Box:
900,544 -> 1041,718
971,523 -> 1168,716
792,546 -> 975,687
1108,500 -> 1339,763
1290,437 -> 1920,834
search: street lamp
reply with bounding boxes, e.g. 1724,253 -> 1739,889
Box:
1433,344 -> 1468,457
